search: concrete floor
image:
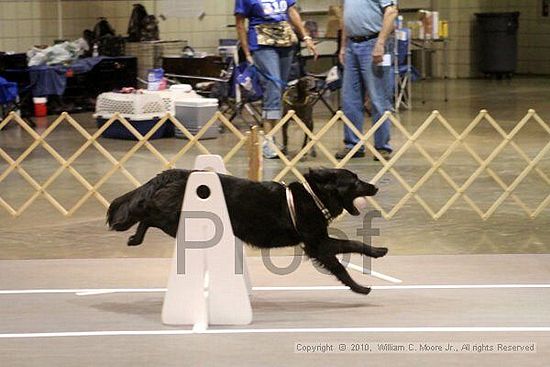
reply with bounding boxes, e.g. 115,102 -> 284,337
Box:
0,77 -> 548,259
1,255 -> 550,366
0,77 -> 549,366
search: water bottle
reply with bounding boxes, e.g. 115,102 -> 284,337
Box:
397,15 -> 404,29
93,43 -> 99,57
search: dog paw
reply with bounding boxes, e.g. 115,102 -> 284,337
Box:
351,285 -> 372,295
371,247 -> 388,258
127,236 -> 143,246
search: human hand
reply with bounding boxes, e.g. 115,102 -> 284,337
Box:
305,38 -> 318,61
372,41 -> 385,65
246,54 -> 254,65
339,48 -> 345,65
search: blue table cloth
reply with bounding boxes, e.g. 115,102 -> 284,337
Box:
28,57 -> 128,97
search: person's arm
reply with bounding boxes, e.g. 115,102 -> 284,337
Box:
288,6 -> 318,60
235,14 -> 254,64
372,4 -> 398,64
339,13 -> 347,65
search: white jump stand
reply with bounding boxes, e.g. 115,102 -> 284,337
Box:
162,155 -> 252,328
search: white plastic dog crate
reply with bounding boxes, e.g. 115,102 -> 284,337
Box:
174,98 -> 219,140
94,92 -> 173,139
142,86 -> 200,115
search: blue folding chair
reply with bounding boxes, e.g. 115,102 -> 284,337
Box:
0,76 -> 18,108
394,28 -> 420,111
0,76 -> 35,129
0,76 -> 19,129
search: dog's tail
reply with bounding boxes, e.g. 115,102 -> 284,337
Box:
107,187 -> 144,232
107,169 -> 189,232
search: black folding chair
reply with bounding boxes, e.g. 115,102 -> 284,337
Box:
166,47 -> 263,129
290,43 -> 341,116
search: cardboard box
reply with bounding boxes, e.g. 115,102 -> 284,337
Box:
325,5 -> 342,38
418,10 -> 439,40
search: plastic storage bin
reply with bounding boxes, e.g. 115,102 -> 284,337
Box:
174,98 -> 219,140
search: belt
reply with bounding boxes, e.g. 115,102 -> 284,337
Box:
348,33 -> 379,43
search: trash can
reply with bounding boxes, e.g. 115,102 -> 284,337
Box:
475,12 -> 520,77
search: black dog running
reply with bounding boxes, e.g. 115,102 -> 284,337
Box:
107,168 -> 387,294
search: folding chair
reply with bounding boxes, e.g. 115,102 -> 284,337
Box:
0,76 -> 35,129
394,28 -> 420,111
290,44 -> 341,116
306,65 -> 341,115
165,45 -> 263,128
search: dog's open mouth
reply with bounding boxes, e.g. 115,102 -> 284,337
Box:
350,186 -> 378,214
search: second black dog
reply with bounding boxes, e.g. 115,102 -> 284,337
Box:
282,77 -> 316,158
107,168 -> 387,294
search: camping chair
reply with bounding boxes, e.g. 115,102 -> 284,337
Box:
0,76 -> 35,129
165,46 -> 263,128
394,28 -> 420,111
290,44 -> 341,115
305,65 -> 341,115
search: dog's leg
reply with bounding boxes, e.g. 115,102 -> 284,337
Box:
301,131 -> 309,156
315,255 -> 371,294
282,124 -> 289,156
127,221 -> 149,246
325,238 -> 388,258
304,118 -> 316,157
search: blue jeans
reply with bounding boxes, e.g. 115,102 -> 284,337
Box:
253,46 -> 293,120
342,38 -> 393,152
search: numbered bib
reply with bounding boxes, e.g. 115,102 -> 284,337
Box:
261,0 -> 288,16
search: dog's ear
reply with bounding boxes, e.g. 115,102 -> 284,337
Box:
308,168 -> 334,184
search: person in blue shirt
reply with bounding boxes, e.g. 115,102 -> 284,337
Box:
235,0 -> 317,158
336,0 -> 398,161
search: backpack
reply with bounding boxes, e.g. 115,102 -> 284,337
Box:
127,4 -> 160,42
141,15 -> 160,41
93,18 -> 115,40
128,4 -> 148,42
98,35 -> 126,57
83,19 -> 118,57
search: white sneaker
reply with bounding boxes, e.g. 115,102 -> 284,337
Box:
262,136 -> 279,159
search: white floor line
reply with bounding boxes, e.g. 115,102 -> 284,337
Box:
76,290 -> 122,296
370,271 -> 403,284
339,260 -> 403,283
253,284 -> 550,291
74,289 -> 166,296
1,284 -> 550,296
2,326 -> 550,339
0,288 -> 166,296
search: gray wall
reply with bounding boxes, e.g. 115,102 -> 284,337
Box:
435,0 -> 550,77
1,0 -> 548,77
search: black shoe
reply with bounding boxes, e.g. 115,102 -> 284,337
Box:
335,147 -> 365,159
373,150 -> 392,161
